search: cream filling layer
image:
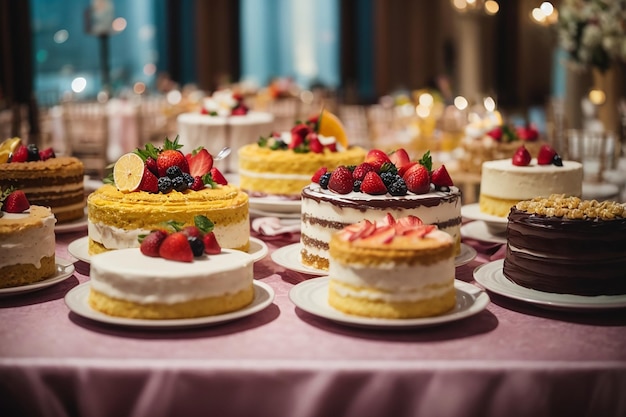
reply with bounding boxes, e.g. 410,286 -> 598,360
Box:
90,249 -> 253,304
88,220 -> 249,250
0,213 -> 56,268
329,258 -> 454,302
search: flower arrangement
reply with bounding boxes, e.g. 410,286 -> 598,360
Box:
557,0 -> 626,71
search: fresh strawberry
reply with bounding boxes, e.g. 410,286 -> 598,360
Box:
140,230 -> 168,257
11,145 -> 28,163
308,133 -> 323,153
231,105 -> 248,116
157,150 -> 189,177
362,225 -> 395,244
186,148 -> 213,177
136,166 -> 158,193
2,190 -> 30,213
145,157 -> 158,175
182,225 -> 201,238
364,149 -> 391,171
537,144 -> 557,165
209,167 -> 228,185
360,171 -> 387,195
159,232 -> 194,262
430,165 -> 454,187
402,163 -> 430,194
288,133 -> 304,150
291,123 -> 310,139
389,148 -> 411,170
352,162 -> 376,181
405,224 -> 436,239
398,161 -> 417,177
328,166 -> 354,194
311,167 -> 327,183
486,127 -> 502,141
203,231 -> 221,254
517,125 -> 539,141
38,147 -> 55,161
190,176 -> 205,191
325,142 -> 337,152
512,146 -> 531,166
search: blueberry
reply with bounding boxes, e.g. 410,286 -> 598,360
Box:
188,236 -> 205,256
158,177 -> 173,193
27,144 -> 40,161
353,180 -> 362,192
319,172 -> 331,189
552,154 -> 563,166
166,166 -> 183,179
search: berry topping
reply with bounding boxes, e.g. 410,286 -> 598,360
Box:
311,166 -> 328,183
552,154 -> 563,166
517,125 -> 539,141
2,189 -> 30,213
190,176 -> 205,191
172,176 -> 188,192
26,144 -> 40,161
352,162 -> 376,181
39,147 -> 55,161
158,149 -> 189,177
209,167 -> 228,185
182,225 -> 201,238
389,148 -> 411,171
166,165 -> 183,179
362,225 -> 396,244
157,177 -> 173,193
512,146 -> 532,166
430,165 -> 454,188
364,149 -> 391,171
187,236 -> 205,256
328,166 -> 354,194
308,133 -> 324,153
186,147 -> 213,177
388,178 -> 408,196
139,230 -> 168,257
360,171 -> 387,195
537,144 -> 560,166
138,166 -> 159,193
486,127 -> 503,141
319,172 -> 331,189
203,231 -> 221,254
159,232 -> 194,262
11,145 -> 28,163
402,163 -> 430,194
145,157 -> 158,175
339,214 -> 438,245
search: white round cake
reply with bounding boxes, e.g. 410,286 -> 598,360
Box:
88,248 -> 255,319
479,158 -> 583,217
177,111 -> 274,173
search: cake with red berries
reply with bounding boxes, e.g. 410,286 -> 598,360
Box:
0,138 -> 85,223
328,214 -> 456,318
0,190 -> 56,288
177,89 -> 274,173
87,137 -> 249,255
238,110 -> 367,199
479,145 -> 583,217
505,195 -> 626,296
301,149 -> 462,270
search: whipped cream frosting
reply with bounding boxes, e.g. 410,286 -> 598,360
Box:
0,210 -> 56,268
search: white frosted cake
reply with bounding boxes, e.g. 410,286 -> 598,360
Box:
301,183 -> 462,270
479,158 -> 583,217
88,248 -> 254,319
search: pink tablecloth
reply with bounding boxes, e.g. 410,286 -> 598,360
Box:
1,226 -> 625,417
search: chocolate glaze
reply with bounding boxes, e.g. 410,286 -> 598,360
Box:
504,208 -> 626,295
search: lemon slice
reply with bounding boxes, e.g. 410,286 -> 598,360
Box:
318,110 -> 348,149
0,150 -> 10,164
0,137 -> 21,153
113,153 -> 144,192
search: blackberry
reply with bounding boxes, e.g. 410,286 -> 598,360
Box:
172,176 -> 188,192
166,166 -> 183,179
157,177 -> 173,193
319,172 -> 331,189
353,180 -> 362,192
182,173 -> 194,186
188,236 -> 205,257
27,144 -> 40,161
380,171 -> 398,187
388,178 -> 408,196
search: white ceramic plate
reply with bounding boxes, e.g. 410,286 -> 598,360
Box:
68,236 -> 268,264
474,259 -> 626,310
65,280 -> 275,329
55,209 -> 88,234
461,204 -> 507,234
272,242 -> 477,276
289,277 -> 489,329
461,221 -> 506,244
0,258 -> 75,296
248,197 -> 301,214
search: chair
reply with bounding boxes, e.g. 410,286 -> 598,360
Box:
62,101 -> 109,179
135,96 -> 172,146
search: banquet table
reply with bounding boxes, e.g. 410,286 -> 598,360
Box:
1,222 -> 626,417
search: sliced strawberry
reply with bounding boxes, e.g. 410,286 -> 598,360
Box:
159,232 -> 194,262
346,220 -> 376,241
405,224 -> 436,239
157,150 -> 189,177
430,165 -> 454,187
380,213 -> 397,226
362,225 -> 395,244
328,166 -> 354,194
512,146 -> 531,166
394,215 -> 424,235
38,147 -> 56,161
186,148 -> 213,177
537,144 -> 557,165
398,161 -> 417,177
402,163 -> 430,194
364,149 -> 391,171
2,190 -> 30,213
140,230 -> 168,257
138,166 -> 159,193
203,231 -> 221,254
360,171 -> 387,195
308,133 -> 323,153
389,148 -> 411,170
11,145 -> 28,163
352,162 -> 376,181
210,167 -> 228,185
311,167 -> 328,183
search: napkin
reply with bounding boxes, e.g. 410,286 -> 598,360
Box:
251,217 -> 300,237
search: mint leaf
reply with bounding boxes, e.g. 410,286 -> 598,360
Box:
202,172 -> 218,189
418,150 -> 433,173
194,215 -> 214,233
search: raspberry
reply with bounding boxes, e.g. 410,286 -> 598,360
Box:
190,176 -> 205,191
158,177 -> 173,193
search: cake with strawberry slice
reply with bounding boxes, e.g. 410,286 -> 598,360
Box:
0,138 -> 85,223
300,149 -> 462,270
0,189 -> 57,288
328,214 -> 456,318
237,110 -> 366,199
479,145 -> 583,217
87,137 -> 249,255
89,216 -> 255,319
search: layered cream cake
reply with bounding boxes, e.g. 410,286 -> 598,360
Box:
89,248 -> 254,319
0,156 -> 85,223
0,205 -> 56,288
479,158 -> 583,217
328,214 -> 456,318
301,183 -> 462,270
504,195 -> 626,296
87,184 -> 249,254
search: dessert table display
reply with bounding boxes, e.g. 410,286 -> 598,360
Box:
1,221 -> 625,417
